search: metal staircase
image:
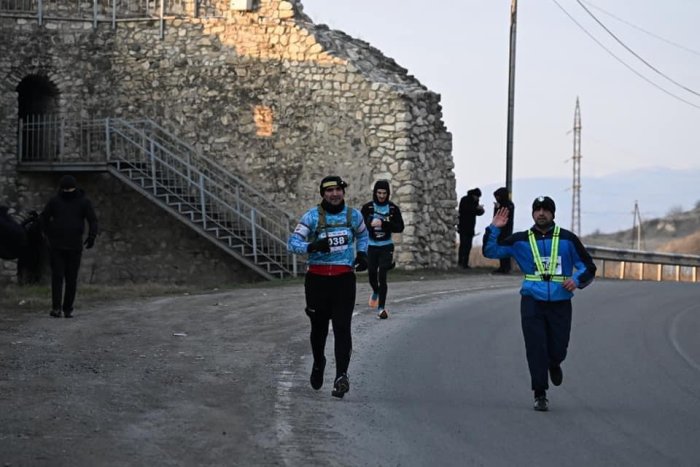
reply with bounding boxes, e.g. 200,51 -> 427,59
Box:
17,116 -> 299,280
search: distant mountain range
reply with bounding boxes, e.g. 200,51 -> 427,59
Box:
472,167 -> 700,238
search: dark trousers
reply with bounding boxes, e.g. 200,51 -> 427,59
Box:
304,272 -> 356,377
497,258 -> 512,273
520,295 -> 572,393
50,248 -> 82,312
496,232 -> 512,272
458,232 -> 473,267
368,245 -> 394,309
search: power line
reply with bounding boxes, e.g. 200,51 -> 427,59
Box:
549,0 -> 700,110
583,1 -> 700,58
574,0 -> 700,98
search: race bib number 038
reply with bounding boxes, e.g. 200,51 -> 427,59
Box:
327,230 -> 350,252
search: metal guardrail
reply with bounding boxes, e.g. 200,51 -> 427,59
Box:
17,115 -> 299,279
587,245 -> 699,283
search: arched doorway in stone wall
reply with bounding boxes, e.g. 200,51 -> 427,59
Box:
16,75 -> 60,161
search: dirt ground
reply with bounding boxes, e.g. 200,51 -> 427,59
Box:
0,269 -> 518,466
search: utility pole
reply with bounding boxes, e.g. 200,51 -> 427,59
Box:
571,98 -> 582,234
505,0 -> 518,197
632,201 -> 643,250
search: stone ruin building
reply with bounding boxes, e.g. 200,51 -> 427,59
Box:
0,0 -> 456,286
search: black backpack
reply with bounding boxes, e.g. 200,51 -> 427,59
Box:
0,208 -> 27,260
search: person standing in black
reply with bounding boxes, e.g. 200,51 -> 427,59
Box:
40,175 -> 98,318
457,188 -> 484,269
492,187 -> 514,274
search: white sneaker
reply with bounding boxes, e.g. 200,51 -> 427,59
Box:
377,308 -> 389,320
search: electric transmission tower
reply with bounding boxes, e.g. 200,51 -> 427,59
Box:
632,201 -> 644,250
571,98 -> 582,234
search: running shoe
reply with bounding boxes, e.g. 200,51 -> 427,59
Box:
368,293 -> 379,309
310,358 -> 326,390
331,374 -> 350,398
377,308 -> 389,320
549,365 -> 563,386
534,396 -> 549,412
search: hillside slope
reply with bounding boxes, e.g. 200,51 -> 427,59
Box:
582,205 -> 700,254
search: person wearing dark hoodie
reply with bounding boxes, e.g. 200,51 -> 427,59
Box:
40,175 -> 98,318
492,187 -> 514,273
457,188 -> 485,268
360,180 -> 405,319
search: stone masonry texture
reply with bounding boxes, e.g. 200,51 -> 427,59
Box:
0,0 -> 457,285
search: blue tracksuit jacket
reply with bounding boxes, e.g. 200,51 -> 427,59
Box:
483,223 -> 596,301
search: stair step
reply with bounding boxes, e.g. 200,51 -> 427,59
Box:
107,136 -> 295,279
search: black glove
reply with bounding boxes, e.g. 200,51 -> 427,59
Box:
83,237 -> 95,249
354,252 -> 368,272
307,237 -> 330,253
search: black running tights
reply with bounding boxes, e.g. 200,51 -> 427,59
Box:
304,271 -> 356,377
368,245 -> 393,309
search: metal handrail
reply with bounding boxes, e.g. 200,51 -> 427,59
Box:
107,119 -> 296,275
18,114 -> 297,278
0,0 -> 225,31
110,125 -> 289,244
114,118 -> 287,223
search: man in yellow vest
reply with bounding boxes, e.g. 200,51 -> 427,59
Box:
483,196 -> 597,411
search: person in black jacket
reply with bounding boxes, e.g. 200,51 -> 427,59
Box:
40,175 -> 98,318
360,180 -> 405,319
492,187 -> 514,274
457,188 -> 485,268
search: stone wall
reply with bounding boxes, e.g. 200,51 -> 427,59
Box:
1,173 -> 259,285
0,0 -> 457,285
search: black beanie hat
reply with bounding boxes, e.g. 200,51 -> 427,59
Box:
532,196 -> 556,215
59,175 -> 77,190
319,175 -> 348,196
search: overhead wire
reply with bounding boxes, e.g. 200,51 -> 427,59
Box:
582,0 -> 700,58
549,0 -> 700,110
574,0 -> 700,98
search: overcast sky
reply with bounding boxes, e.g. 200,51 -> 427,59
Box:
300,0 -> 700,200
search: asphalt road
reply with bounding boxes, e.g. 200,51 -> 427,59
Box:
295,280 -> 700,467
1,275 -> 698,466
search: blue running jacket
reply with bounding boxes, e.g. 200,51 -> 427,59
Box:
288,205 -> 369,267
483,223 -> 597,301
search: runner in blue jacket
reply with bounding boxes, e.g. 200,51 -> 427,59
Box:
288,175 -> 369,398
483,196 -> 596,412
